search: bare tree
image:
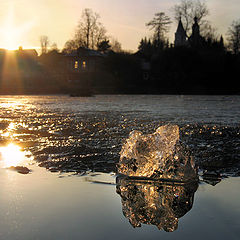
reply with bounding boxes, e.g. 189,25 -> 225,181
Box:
201,22 -> 219,41
94,23 -> 107,49
62,40 -> 79,54
40,35 -> 50,54
146,12 -> 172,43
172,0 -> 209,36
227,19 -> 240,54
73,29 -> 85,48
63,8 -> 108,52
50,42 -> 59,52
73,8 -> 108,50
81,8 -> 99,48
110,37 -> 122,53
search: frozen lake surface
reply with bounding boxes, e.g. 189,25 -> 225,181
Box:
0,95 -> 239,239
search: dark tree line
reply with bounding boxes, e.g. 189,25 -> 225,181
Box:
227,20 -> 240,55
137,35 -> 239,94
35,1 -> 240,95
131,0 -> 240,94
38,2 -> 240,56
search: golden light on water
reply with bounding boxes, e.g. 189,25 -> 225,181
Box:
1,122 -> 17,137
0,101 -> 24,109
7,122 -> 15,131
0,143 -> 26,168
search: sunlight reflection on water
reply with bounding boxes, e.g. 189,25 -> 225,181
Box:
0,143 -> 33,168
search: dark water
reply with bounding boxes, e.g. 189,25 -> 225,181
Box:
0,95 -> 239,239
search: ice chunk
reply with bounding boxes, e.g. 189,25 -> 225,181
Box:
118,125 -> 197,182
116,176 -> 198,232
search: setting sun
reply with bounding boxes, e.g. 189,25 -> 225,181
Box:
1,26 -> 20,50
0,4 -> 35,50
0,5 -> 20,50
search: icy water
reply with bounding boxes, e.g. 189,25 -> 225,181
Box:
0,95 -> 239,239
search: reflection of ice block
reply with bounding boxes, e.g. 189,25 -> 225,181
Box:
118,125 -> 198,182
116,177 -> 198,232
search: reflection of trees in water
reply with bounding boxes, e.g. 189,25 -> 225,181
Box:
116,177 -> 198,232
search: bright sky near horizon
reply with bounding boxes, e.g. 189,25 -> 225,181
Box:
0,0 -> 239,51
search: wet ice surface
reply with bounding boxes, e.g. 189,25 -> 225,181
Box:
0,95 -> 239,181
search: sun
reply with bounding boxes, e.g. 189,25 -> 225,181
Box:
1,27 -> 21,50
0,4 -> 35,50
0,5 -> 19,50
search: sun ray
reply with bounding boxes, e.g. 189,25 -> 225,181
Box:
1,50 -> 23,94
0,4 -> 38,94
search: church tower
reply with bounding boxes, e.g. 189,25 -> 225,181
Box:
189,17 -> 204,47
191,17 -> 200,40
174,18 -> 187,47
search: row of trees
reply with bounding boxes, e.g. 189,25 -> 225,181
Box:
227,20 -> 240,55
40,8 -> 122,55
39,1 -> 240,56
135,0 -> 240,94
143,0 -> 240,55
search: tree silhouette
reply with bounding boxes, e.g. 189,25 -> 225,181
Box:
62,40 -> 79,54
110,37 -> 122,53
40,35 -> 50,55
76,9 -> 108,49
62,9 -> 108,52
146,12 -> 172,43
172,0 -> 209,37
97,40 -> 111,52
227,19 -> 240,54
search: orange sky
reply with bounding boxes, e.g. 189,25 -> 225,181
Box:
0,0 -> 239,52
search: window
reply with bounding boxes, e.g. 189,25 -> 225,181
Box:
74,61 -> 78,69
82,61 -> 86,69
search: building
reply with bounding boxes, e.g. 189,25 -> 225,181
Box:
174,18 -> 188,47
64,47 -> 105,96
188,17 -> 205,47
174,17 -> 204,48
17,47 -> 38,59
64,47 -> 104,77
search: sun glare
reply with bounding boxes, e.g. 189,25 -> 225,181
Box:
2,27 -> 20,50
0,4 -> 35,50
0,143 -> 26,168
